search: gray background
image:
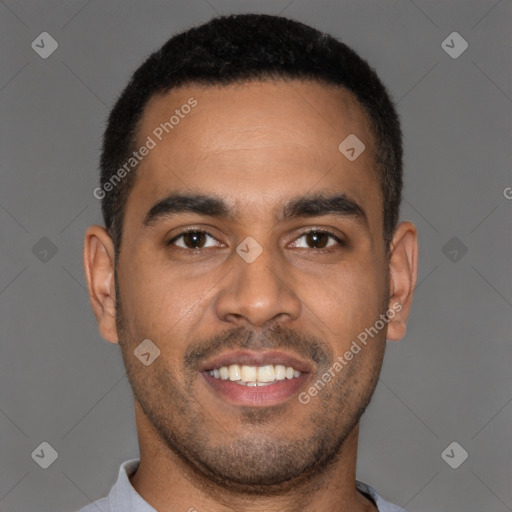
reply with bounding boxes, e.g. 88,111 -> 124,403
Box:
1,0 -> 511,511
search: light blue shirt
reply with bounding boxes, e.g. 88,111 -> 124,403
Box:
76,458 -> 408,512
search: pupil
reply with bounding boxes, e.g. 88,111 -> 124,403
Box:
184,232 -> 204,248
307,232 -> 327,249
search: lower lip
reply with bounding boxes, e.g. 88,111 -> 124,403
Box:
202,372 -> 309,407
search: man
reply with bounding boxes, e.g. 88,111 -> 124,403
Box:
81,13 -> 417,512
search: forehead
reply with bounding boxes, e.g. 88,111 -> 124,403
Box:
125,79 -> 381,226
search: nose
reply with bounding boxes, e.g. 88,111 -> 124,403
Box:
214,243 -> 302,329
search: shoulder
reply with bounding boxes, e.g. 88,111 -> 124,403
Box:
74,496 -> 109,512
356,480 -> 408,512
72,458 -> 143,512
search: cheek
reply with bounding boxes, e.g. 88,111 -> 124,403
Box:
298,258 -> 387,342
118,254 -> 222,347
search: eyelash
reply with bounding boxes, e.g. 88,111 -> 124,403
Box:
167,228 -> 346,253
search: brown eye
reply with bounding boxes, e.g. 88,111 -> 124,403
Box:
183,232 -> 206,248
169,231 -> 218,249
292,230 -> 342,250
305,231 -> 330,249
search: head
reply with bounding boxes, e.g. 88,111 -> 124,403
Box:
84,13 -> 417,492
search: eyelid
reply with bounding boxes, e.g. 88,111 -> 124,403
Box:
288,228 -> 346,248
167,228 -> 222,247
166,227 -> 346,250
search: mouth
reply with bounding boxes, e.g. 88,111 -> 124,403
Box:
199,350 -> 313,407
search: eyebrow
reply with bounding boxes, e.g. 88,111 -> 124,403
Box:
143,193 -> 231,226
143,192 -> 368,227
280,193 -> 367,226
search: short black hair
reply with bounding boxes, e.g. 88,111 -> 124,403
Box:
99,13 -> 402,258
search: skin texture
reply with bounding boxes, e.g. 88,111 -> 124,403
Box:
84,79 -> 418,512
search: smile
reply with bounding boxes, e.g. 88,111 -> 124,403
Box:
207,364 -> 302,386
200,350 -> 311,406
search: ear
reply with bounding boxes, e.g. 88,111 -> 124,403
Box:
83,225 -> 119,344
386,221 -> 418,342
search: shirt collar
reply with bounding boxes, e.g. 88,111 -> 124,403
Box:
108,458 -> 156,512
356,480 -> 407,512
109,458 -> 403,512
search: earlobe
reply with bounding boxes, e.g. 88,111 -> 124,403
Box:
83,225 -> 119,344
386,221 -> 418,342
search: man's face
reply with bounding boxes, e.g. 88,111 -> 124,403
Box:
114,80 -> 391,488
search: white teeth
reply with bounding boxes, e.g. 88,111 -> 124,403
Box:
241,365 -> 257,382
229,364 -> 241,381
208,364 -> 302,384
257,365 -> 275,382
274,365 -> 286,380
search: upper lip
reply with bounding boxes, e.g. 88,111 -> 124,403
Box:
199,350 -> 314,373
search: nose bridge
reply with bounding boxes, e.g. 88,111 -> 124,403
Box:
215,238 -> 301,327
238,241 -> 281,296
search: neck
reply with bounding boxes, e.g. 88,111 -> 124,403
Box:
129,401 -> 377,512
